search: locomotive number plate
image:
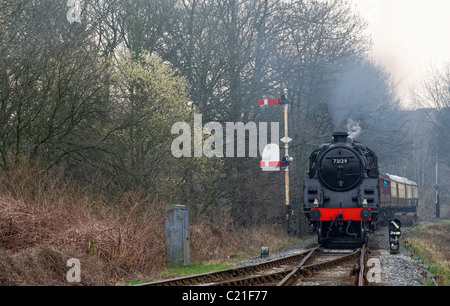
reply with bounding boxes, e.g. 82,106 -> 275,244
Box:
332,158 -> 348,164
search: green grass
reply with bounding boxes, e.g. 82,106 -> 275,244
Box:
118,225 -> 302,286
166,261 -> 235,277
412,219 -> 450,230
119,261 -> 235,286
403,220 -> 450,286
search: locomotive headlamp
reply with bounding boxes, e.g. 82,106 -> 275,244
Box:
363,198 -> 368,207
313,198 -> 319,207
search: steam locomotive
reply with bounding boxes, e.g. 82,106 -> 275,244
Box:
303,132 -> 418,246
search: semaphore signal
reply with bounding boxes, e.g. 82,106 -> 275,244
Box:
257,98 -> 289,105
258,88 -> 294,234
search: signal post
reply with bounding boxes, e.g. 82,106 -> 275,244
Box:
258,89 -> 293,234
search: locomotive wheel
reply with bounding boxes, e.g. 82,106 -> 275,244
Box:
317,223 -> 326,245
317,222 -> 330,246
317,226 -> 323,244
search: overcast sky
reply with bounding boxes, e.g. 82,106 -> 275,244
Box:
349,0 -> 450,107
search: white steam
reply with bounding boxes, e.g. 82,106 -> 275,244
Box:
346,119 -> 361,139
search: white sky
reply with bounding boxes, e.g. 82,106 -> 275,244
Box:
349,0 -> 450,107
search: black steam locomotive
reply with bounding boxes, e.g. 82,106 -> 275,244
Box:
303,132 -> 418,246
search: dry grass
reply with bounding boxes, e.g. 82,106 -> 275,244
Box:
405,221 -> 450,286
0,246 -> 108,286
0,160 -> 168,285
0,160 -> 297,285
0,189 -> 169,285
189,221 -> 297,263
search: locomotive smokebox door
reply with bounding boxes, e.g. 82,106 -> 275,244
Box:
389,219 -> 401,254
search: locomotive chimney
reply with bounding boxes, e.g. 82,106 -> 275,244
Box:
333,132 -> 349,144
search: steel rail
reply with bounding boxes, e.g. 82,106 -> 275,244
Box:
209,246 -> 320,286
210,245 -> 362,286
283,247 -> 362,286
135,247 -> 318,286
208,270 -> 291,286
276,247 -> 318,286
300,248 -> 361,274
358,243 -> 367,286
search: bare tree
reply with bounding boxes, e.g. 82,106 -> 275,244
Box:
413,62 -> 450,167
0,0 -> 111,171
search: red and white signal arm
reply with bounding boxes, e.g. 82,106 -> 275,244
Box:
258,98 -> 288,105
260,144 -> 281,171
258,99 -> 279,105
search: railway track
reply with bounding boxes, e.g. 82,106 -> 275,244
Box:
136,243 -> 369,286
295,244 -> 368,286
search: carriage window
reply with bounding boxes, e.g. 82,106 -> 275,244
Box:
391,181 -> 397,198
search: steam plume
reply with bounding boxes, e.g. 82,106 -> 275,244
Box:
346,119 -> 361,139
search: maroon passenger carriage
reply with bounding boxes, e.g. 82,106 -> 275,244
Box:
379,173 -> 418,227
